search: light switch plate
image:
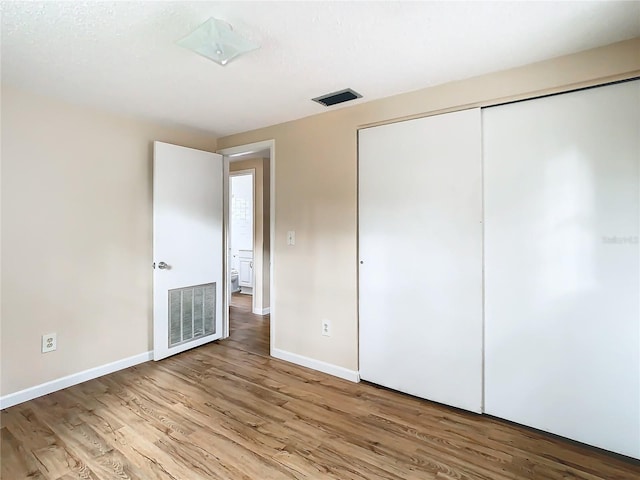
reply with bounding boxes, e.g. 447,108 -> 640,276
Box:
287,230 -> 296,245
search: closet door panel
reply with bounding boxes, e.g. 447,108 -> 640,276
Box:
359,108 -> 483,413
483,80 -> 640,458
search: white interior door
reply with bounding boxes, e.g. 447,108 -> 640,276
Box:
358,108 -> 483,413
483,80 -> 640,459
153,141 -> 225,361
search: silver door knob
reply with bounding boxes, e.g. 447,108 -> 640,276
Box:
158,261 -> 169,270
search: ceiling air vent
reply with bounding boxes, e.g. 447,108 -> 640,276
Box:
312,88 -> 362,107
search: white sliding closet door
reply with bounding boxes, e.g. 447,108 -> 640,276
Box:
359,108 -> 483,413
484,80 -> 640,458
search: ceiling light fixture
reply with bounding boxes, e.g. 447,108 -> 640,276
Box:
177,17 -> 259,66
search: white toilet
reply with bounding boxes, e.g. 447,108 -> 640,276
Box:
230,269 -> 240,293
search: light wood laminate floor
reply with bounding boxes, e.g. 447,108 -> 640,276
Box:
2,295 -> 639,479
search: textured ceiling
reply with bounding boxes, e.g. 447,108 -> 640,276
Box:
2,1 -> 639,137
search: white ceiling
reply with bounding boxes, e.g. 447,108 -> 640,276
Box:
2,1 -> 639,137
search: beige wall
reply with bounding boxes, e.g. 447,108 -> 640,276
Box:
230,158 -> 270,311
2,38 -> 638,398
217,38 -> 640,372
1,86 -> 217,396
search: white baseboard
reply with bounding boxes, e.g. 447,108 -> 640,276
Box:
0,351 -> 152,410
253,307 -> 270,315
271,348 -> 360,383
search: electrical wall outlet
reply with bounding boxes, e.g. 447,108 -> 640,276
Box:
321,319 -> 331,337
42,333 -> 57,353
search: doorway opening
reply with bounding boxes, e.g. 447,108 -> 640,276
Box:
218,140 -> 275,356
230,169 -> 255,302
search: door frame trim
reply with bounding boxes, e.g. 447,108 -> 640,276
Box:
218,140 -> 275,355
229,168 -> 257,311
